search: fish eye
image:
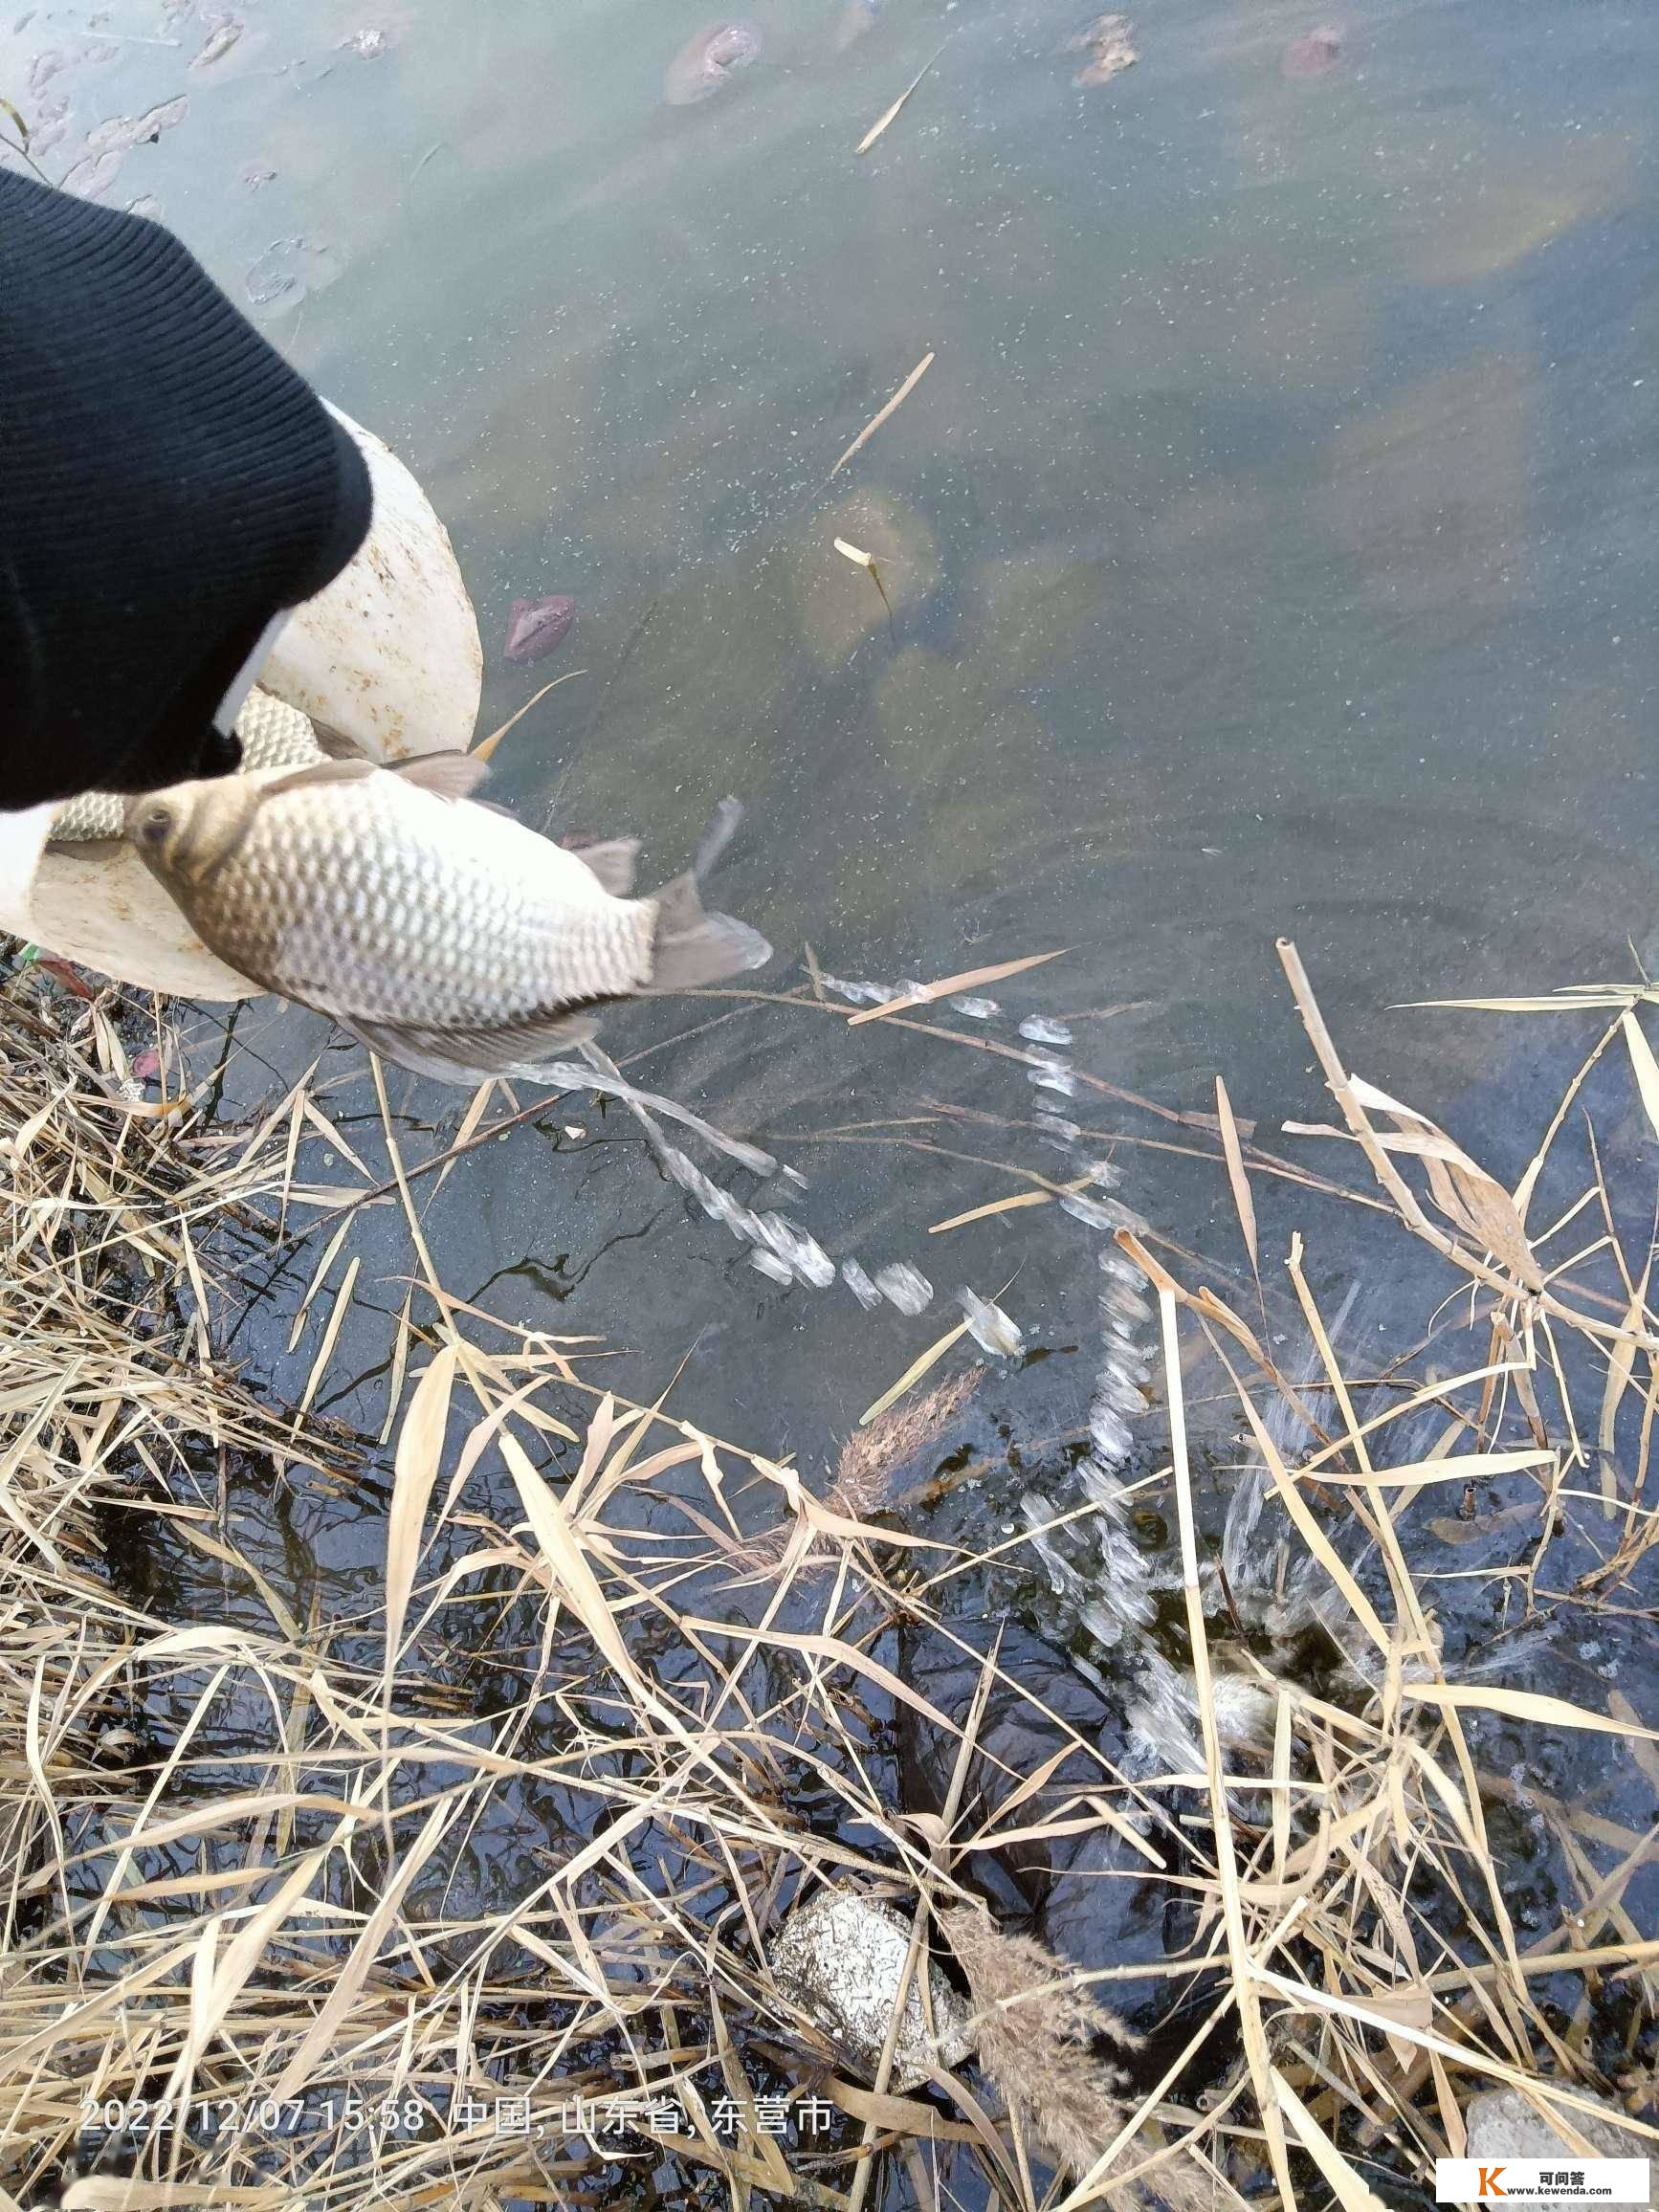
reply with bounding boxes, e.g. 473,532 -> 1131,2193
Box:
137,803 -> 172,843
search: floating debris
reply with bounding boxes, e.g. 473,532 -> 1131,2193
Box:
342,26 -> 390,58
1283,26 -> 1341,77
959,1289 -> 1024,1359
853,38 -> 947,157
830,350 -> 934,478
769,1889 -> 973,2090
841,1257 -> 883,1309
240,160 -> 276,189
832,535 -> 896,628
277,53 -> 333,90
27,98 -> 71,159
757,1213 -> 836,1289
1019,1014 -> 1073,1045
820,975 -> 891,1006
1067,12 -> 1137,88
190,17 -> 243,69
244,238 -> 302,306
60,146 -> 123,200
1027,1052 -> 1077,1096
874,1261 -> 932,1316
85,96 -> 187,154
663,19 -> 762,105
502,595 -> 575,667
1061,1190 -> 1136,1234
951,995 -> 998,1019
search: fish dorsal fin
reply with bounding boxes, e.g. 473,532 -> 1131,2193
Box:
390,751 -> 491,801
263,759 -> 380,797
564,836 -> 641,896
310,719 -> 371,761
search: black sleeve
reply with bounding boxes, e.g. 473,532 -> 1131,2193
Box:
0,170 -> 372,809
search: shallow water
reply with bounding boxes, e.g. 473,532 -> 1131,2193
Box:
10,0 -> 1659,2193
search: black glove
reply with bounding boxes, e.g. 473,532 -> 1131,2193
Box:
0,171 -> 372,810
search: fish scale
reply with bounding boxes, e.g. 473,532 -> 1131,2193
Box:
221,777 -> 653,1025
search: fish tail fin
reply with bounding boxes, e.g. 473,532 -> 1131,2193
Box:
649,868 -> 772,991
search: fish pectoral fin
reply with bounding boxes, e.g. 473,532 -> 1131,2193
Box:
335,1007 -> 603,1086
389,752 -> 492,801
563,836 -> 641,896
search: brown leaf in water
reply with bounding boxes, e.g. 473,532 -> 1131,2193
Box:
1067,12 -> 1137,88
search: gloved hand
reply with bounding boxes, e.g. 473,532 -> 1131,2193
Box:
0,171 -> 372,811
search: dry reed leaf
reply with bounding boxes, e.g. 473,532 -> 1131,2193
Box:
1231,1380 -> 1392,1655
1403,1684 -> 1659,1739
1599,1257 -> 1650,1518
683,1616 -> 955,1732
1214,1074 -> 1257,1272
287,1216 -> 352,1352
1312,1448 -> 1553,1489
1427,1497 -> 1539,1546
1346,1077 -> 1544,1288
1607,1691 -> 1659,1794
929,1187 -> 1054,1233
501,1426 -> 642,1692
159,1845 -> 334,2108
818,2072 -> 979,2140
1158,1288 -> 1296,2208
854,41 -> 947,155
1271,2070 -> 1388,2211
270,1795 -> 456,2101
472,670 -> 586,761
103,1788 -> 357,1861
379,1284 -> 413,1446
294,1251 -> 358,1421
1354,1984 -> 1434,2069
63,2187 -> 294,2209
299,1094 -> 373,1180
174,1523 -> 301,1641
860,1316 -> 971,1425
1255,1963 -> 1659,2139
830,350 -> 935,476
1623,1009 -> 1659,1138
849,948 -> 1065,1026
384,1342 -> 457,1681
1405,986 -> 1654,1013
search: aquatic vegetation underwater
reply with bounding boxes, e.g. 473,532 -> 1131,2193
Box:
0,944 -> 1656,2208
